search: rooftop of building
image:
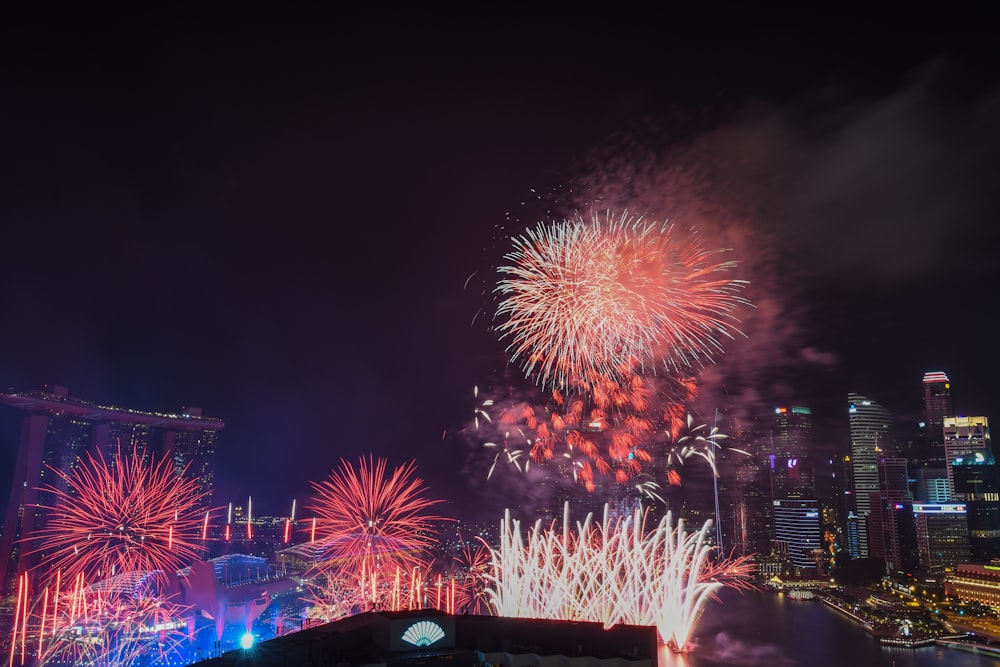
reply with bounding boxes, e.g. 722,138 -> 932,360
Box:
0,385 -> 224,430
197,610 -> 659,667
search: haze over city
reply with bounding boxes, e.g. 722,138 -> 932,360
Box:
2,8 -> 998,524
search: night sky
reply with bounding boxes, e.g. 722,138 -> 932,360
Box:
2,9 -> 998,524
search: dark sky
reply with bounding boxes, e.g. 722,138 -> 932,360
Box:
2,8 -> 998,523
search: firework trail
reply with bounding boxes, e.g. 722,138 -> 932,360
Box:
23,444 -> 210,585
495,209 -> 748,392
307,456 -> 448,610
484,503 -> 754,651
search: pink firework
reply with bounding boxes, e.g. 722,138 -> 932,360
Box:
308,457 -> 447,581
495,209 -> 748,392
24,445 -> 209,585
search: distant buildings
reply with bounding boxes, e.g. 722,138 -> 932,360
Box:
0,385 -> 224,597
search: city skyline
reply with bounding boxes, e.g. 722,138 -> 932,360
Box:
2,8 -> 999,520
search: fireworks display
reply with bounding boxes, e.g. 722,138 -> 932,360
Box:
473,209 -> 750,493
495,209 -> 748,391
23,445 -> 210,586
484,503 -> 754,651
7,569 -> 191,667
308,456 -> 447,587
476,374 -> 702,492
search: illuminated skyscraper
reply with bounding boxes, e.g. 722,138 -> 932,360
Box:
773,406 -> 812,458
952,451 -> 1000,562
944,416 -> 990,499
913,503 -> 971,577
848,393 -> 892,558
0,386 -> 224,596
922,372 -> 954,444
772,499 -> 822,571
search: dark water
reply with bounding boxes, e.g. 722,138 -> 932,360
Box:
658,589 -> 998,667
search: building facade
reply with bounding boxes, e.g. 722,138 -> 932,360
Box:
944,416 -> 990,500
848,394 -> 893,558
772,499 -> 822,571
913,503 -> 971,578
922,372 -> 953,444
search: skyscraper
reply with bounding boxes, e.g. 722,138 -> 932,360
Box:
922,371 -> 954,444
0,386 -> 224,596
848,393 -> 892,558
944,416 -> 990,499
913,503 -> 971,577
773,406 -> 812,458
952,450 -> 1000,562
770,406 -> 815,500
772,498 -> 822,571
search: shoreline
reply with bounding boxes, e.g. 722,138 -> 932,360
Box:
815,592 -> 984,650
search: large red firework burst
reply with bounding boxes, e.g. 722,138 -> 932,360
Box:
308,457 -> 447,581
494,209 -> 748,392
23,445 -> 209,585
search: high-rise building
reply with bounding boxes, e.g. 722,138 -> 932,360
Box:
913,503 -> 971,577
914,467 -> 950,503
0,386 -> 224,596
848,394 -> 893,558
944,416 -> 990,499
952,450 -> 1000,563
769,406 -> 815,500
869,458 -> 915,573
772,498 -> 822,571
922,372 -> 954,444
773,406 -> 812,458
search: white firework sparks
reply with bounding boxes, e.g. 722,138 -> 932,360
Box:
483,503 -> 754,651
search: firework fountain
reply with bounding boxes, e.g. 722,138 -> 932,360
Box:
484,503 -> 754,651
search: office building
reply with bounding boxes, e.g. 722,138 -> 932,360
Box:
922,372 -> 953,444
848,394 -> 893,558
944,416 -> 990,499
0,386 -> 224,596
913,503 -> 971,578
772,499 -> 822,571
773,406 -> 812,458
952,451 -> 1000,562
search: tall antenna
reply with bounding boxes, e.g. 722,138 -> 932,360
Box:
713,408 -> 723,551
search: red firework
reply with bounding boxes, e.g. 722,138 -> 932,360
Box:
23,445 -> 209,585
490,373 -> 699,491
495,209 -> 748,392
308,457 -> 447,580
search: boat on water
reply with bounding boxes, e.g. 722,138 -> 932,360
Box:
787,589 -> 817,600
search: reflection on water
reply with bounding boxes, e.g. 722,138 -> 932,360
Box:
655,588 -> 996,667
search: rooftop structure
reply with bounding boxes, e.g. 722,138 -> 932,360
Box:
197,609 -> 658,667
